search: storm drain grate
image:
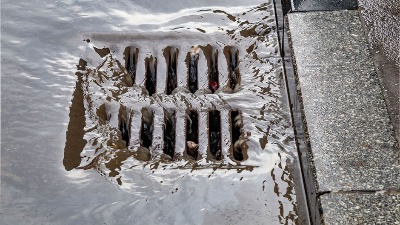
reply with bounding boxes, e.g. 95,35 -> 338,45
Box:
116,44 -> 246,163
64,5 -> 285,172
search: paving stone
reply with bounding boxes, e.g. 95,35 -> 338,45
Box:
287,11 -> 399,191
320,192 -> 400,224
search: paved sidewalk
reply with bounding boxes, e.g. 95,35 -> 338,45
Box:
287,8 -> 399,225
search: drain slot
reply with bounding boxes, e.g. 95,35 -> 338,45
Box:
209,49 -> 219,93
164,47 -> 178,95
201,45 -> 219,93
163,109 -> 176,159
224,46 -> 240,92
145,56 -> 157,96
124,47 -> 138,85
140,108 -> 154,148
187,47 -> 199,94
230,110 -> 247,161
119,118 -> 130,147
119,122 -> 130,147
208,110 -> 222,160
186,110 -> 199,159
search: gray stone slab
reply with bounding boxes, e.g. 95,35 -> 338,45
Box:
287,11 -> 399,191
320,192 -> 400,224
292,0 -> 358,11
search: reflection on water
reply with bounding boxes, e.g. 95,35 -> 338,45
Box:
3,0 -> 305,224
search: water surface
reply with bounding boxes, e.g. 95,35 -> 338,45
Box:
1,0 -> 307,224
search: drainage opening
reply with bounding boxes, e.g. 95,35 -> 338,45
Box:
164,46 -> 178,95
230,110 -> 248,161
145,56 -> 157,96
186,47 -> 199,94
118,106 -> 132,147
224,46 -> 240,93
124,46 -> 139,85
140,108 -> 154,148
163,109 -> 176,159
185,109 -> 199,160
200,45 -> 219,93
208,110 -> 222,160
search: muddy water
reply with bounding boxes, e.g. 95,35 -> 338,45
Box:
1,0 -> 307,224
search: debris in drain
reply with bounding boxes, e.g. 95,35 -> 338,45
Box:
233,136 -> 248,161
186,110 -> 199,159
163,109 -> 176,159
164,46 -> 178,95
124,46 -> 138,85
141,108 -> 154,148
187,47 -> 199,94
209,110 -> 222,160
233,111 -> 243,129
186,141 -> 199,159
225,46 -> 240,93
231,110 -> 247,161
134,146 -> 151,161
145,56 -> 157,96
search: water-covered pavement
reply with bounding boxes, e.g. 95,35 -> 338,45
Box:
1,0 -> 308,224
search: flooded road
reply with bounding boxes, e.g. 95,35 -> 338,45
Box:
1,0 -> 308,224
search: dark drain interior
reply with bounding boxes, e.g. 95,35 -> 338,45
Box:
200,45 -> 219,93
224,46 -> 240,92
208,110 -> 222,160
145,56 -> 157,96
124,46 -> 138,85
164,46 -> 178,95
140,108 -> 154,148
209,49 -> 219,93
230,110 -> 247,161
186,47 -> 199,94
185,110 -> 199,159
118,108 -> 132,147
163,109 -> 176,159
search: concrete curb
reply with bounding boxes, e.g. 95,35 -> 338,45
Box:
286,9 -> 399,224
